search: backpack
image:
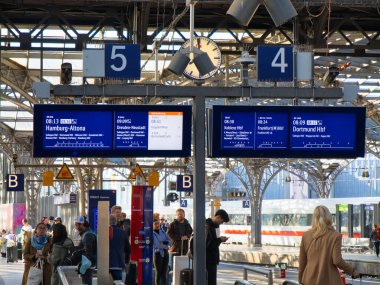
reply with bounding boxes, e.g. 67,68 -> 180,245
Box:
376,228 -> 380,241
62,231 -> 96,266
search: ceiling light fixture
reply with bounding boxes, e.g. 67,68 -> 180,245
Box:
226,0 -> 297,27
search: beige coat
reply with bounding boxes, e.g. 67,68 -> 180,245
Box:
298,228 -> 354,285
21,236 -> 52,285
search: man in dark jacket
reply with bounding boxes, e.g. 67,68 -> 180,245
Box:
111,206 -> 131,264
205,209 -> 229,285
109,214 -> 128,281
167,208 -> 193,255
75,216 -> 97,285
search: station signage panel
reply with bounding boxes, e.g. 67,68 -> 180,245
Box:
208,105 -> 366,158
34,104 -> 192,157
257,45 -> 293,82
105,44 -> 141,79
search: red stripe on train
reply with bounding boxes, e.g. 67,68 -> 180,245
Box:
223,229 -> 361,238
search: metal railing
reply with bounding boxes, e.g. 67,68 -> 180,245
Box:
57,266 -> 81,285
243,265 -> 274,285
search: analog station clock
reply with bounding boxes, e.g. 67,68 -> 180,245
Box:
180,36 -> 222,80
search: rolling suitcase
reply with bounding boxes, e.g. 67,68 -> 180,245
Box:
6,246 -> 17,263
179,240 -> 192,285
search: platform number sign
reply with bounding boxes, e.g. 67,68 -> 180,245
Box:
242,200 -> 250,208
257,46 -> 293,82
105,44 -> 141,80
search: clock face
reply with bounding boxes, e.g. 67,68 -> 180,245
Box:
180,37 -> 222,80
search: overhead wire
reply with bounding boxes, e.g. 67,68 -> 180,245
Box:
141,4 -> 189,71
305,0 -> 328,18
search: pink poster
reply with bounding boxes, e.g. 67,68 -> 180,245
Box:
0,203 -> 26,233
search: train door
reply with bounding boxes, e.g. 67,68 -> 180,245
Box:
336,204 -> 349,237
362,204 -> 375,238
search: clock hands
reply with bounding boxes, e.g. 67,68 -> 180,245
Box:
197,37 -> 201,49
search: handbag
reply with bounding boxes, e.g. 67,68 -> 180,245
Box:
26,257 -> 44,285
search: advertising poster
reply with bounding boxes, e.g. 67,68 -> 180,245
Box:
87,190 -> 116,233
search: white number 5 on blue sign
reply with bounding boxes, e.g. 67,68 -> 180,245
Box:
105,44 -> 141,80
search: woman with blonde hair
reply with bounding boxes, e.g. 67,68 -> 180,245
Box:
298,205 -> 360,285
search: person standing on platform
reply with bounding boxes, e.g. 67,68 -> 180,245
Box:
47,216 -> 55,234
4,232 -> 18,263
298,205 -> 360,285
75,216 -> 97,285
0,229 -> 7,258
205,209 -> 230,285
111,206 -> 131,265
47,223 -> 74,285
159,215 -> 168,232
153,219 -> 172,285
167,208 -> 193,256
54,217 -> 62,224
109,214 -> 128,282
370,224 -> 380,256
22,222 -> 52,285
20,218 -> 33,251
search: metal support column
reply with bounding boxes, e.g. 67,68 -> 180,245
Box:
360,204 -> 366,238
336,204 -> 341,233
348,204 -> 353,238
193,95 -> 206,285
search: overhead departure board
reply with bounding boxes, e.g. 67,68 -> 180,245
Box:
208,106 -> 366,158
34,104 -> 192,157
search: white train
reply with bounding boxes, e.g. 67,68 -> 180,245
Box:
154,197 -> 380,246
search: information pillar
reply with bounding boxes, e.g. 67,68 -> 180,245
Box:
130,186 -> 154,285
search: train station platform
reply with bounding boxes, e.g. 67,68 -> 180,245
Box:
0,256 -> 241,285
2,245 -> 380,285
220,244 -> 380,276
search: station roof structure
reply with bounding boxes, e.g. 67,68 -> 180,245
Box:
1,0 -> 380,172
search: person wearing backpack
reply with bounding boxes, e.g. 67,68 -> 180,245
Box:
75,216 -> 97,285
205,209 -> 230,285
47,223 -> 74,285
370,224 -> 380,256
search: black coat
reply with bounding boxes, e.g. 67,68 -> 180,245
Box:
167,219 -> 193,255
205,218 -> 222,265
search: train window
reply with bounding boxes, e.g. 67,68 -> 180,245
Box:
226,214 -> 244,225
353,205 -> 361,235
262,214 -> 312,226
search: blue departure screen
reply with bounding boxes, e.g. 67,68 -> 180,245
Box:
221,112 -> 255,149
221,112 -> 288,150
290,112 -> 356,150
43,111 -> 113,149
115,112 -> 148,149
210,106 -> 366,159
34,104 -> 192,157
255,112 -> 288,149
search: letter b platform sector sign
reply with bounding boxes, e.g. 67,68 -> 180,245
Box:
176,175 -> 193,193
6,174 -> 24,191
